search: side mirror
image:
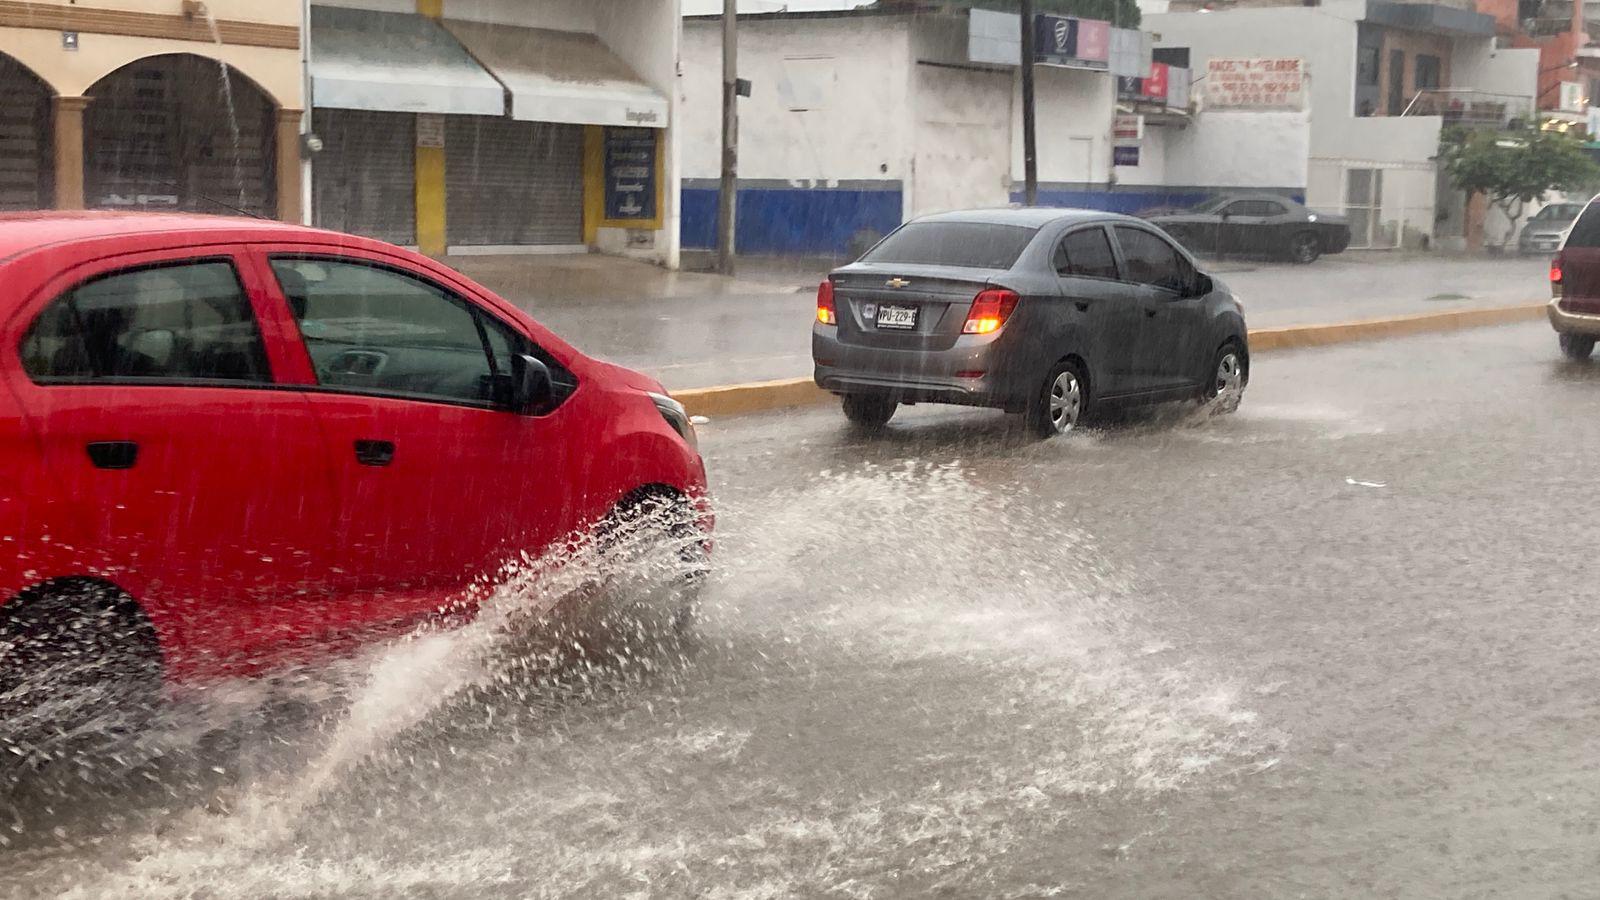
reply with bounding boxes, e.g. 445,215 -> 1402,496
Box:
1191,273 -> 1215,297
503,353 -> 553,413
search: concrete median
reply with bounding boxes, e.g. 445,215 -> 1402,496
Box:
674,301 -> 1548,419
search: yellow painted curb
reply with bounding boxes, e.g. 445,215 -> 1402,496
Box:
675,301 -> 1549,419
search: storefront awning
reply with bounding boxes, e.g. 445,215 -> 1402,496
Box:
310,6 -> 504,117
443,21 -> 669,129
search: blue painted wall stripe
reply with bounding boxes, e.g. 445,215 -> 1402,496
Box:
681,187 -> 903,255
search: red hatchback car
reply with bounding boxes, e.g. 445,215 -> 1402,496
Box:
0,213 -> 708,731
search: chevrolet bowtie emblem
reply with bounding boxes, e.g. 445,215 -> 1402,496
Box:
886,278 -> 911,288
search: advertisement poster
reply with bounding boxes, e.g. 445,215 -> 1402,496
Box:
603,127 -> 658,222
1204,58 -> 1306,110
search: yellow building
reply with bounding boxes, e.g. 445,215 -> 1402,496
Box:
0,0 -> 304,220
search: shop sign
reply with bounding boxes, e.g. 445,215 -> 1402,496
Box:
1113,145 -> 1140,166
603,127 -> 658,222
1033,14 -> 1111,70
1112,114 -> 1144,145
415,114 -> 445,149
1559,81 -> 1587,113
1118,62 -> 1170,104
1204,58 -> 1305,110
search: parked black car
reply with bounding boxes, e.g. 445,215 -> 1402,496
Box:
813,209 -> 1249,439
1142,195 -> 1352,264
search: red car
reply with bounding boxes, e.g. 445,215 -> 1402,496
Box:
0,213 -> 708,735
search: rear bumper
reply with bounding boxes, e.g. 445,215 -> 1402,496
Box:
1521,234 -> 1563,254
1548,298 -> 1600,336
812,326 -> 1021,408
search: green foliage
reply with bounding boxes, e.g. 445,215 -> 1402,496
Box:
1440,125 -> 1600,212
926,0 -> 1141,28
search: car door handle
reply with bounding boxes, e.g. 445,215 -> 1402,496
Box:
354,440 -> 395,467
1145,307 -> 1161,317
1073,299 -> 1091,311
86,441 -> 139,470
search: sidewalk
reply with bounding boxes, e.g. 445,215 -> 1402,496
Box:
447,251 -> 1551,392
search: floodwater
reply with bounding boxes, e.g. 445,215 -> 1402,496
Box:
1,460 -> 1269,898
9,323 -> 1600,898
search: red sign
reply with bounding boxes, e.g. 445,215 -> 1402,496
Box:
1075,20 -> 1110,63
1143,62 -> 1169,101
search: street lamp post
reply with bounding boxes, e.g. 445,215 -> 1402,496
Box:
717,0 -> 738,274
1020,0 -> 1038,206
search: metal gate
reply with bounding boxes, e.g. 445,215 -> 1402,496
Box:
445,117 -> 583,247
313,109 -> 417,247
86,55 -> 274,217
0,56 -> 50,210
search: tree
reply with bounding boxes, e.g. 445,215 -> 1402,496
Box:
1440,124 -> 1600,249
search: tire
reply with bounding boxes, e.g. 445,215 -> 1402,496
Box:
1201,342 -> 1248,415
1560,333 -> 1595,361
1026,359 -> 1088,439
0,581 -> 162,768
841,394 -> 897,430
1287,231 -> 1322,264
592,491 -> 708,642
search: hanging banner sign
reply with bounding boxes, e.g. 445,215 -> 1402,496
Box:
603,127 -> 658,222
1112,113 -> 1144,145
1033,14 -> 1111,70
1205,58 -> 1306,110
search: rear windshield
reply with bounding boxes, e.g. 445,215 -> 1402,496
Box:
863,222 -> 1036,270
1566,205 -> 1600,247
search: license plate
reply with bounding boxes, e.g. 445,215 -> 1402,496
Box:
876,305 -> 918,330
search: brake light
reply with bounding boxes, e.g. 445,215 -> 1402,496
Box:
817,280 -> 836,325
963,289 -> 1020,334
1552,257 -> 1564,299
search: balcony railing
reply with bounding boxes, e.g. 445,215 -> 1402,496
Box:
1399,89 -> 1535,127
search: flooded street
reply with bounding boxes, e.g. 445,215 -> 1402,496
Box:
7,321 -> 1600,897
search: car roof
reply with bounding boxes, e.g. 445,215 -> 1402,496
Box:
911,207 -> 1130,228
0,211 -> 369,263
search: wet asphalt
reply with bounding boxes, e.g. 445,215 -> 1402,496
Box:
5,320 -> 1600,898
480,253 -> 1552,389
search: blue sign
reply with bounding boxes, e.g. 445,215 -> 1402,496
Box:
1034,14 -> 1077,63
1113,145 -> 1141,167
603,127 -> 658,222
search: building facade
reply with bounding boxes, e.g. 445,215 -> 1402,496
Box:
0,0 -> 303,220
1147,0 -> 1538,248
308,0 -> 680,264
0,0 -> 681,266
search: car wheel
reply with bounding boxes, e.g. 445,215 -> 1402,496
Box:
586,490 -> 710,646
1027,359 -> 1087,439
1201,342 -> 1248,415
1288,231 -> 1322,264
841,394 -> 897,430
1559,333 -> 1595,361
0,581 -> 162,768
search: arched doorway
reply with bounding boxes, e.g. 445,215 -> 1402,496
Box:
0,54 -> 54,211
85,54 -> 277,217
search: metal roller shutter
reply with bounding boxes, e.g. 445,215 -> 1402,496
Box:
0,58 -> 50,211
313,109 -> 416,246
446,117 -> 583,247
86,57 -> 274,217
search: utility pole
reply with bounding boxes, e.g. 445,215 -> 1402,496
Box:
1019,0 -> 1039,206
717,0 -> 739,274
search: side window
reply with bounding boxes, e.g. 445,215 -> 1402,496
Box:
1221,201 -> 1253,217
1114,226 -> 1195,293
270,257 -> 499,406
477,308 -> 578,397
1260,201 -> 1288,217
21,260 -> 270,384
1567,205 -> 1600,248
1056,228 -> 1120,280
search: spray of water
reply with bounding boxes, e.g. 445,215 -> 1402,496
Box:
5,463 -> 1278,897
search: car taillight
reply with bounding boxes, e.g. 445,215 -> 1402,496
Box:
817,280 -> 837,325
963,289 -> 1020,335
1552,257 -> 1564,299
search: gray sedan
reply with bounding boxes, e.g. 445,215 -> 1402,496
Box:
812,208 -> 1250,438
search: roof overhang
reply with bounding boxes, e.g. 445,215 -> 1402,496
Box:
1363,1 -> 1495,37
309,6 -> 504,116
444,21 -> 669,129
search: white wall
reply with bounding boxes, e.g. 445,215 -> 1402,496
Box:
680,16 -> 912,183
1113,121 -> 1167,186
1164,111 -> 1310,188
1450,43 -> 1539,102
1013,66 -> 1117,185
595,0 -> 683,266
911,63 -> 1013,215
